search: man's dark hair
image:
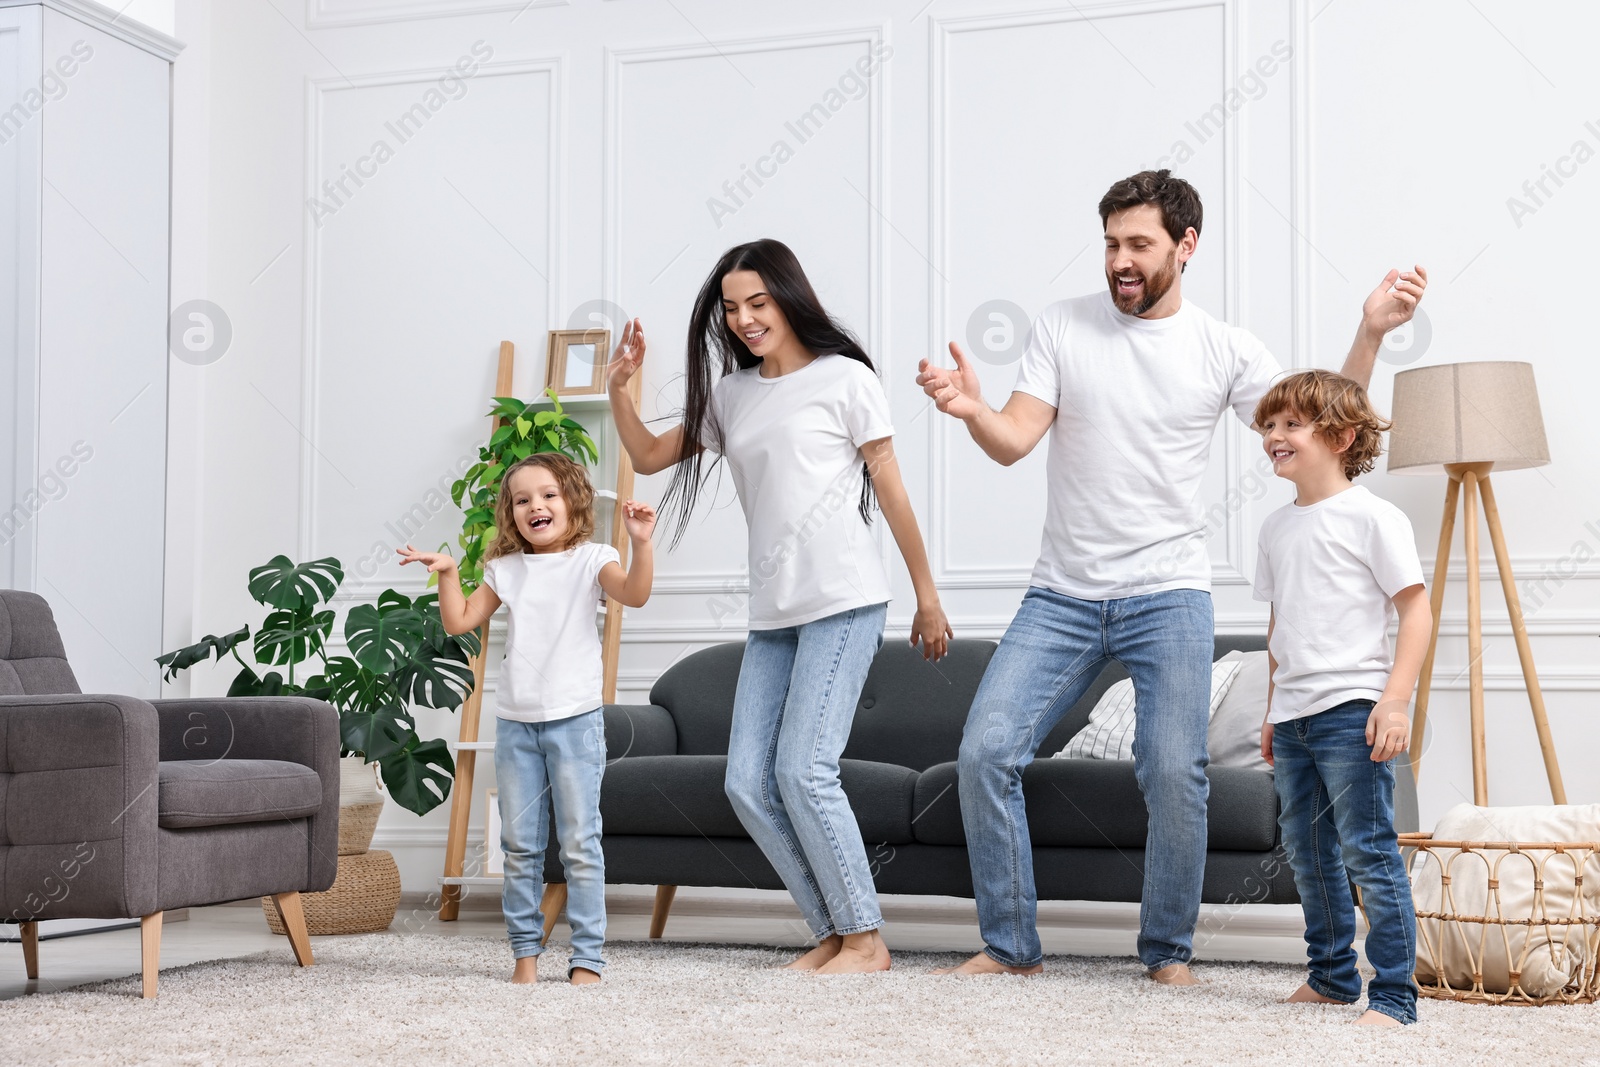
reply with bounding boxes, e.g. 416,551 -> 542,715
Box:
1098,169 -> 1204,244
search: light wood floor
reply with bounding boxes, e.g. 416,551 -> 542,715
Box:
0,886 -> 1311,1000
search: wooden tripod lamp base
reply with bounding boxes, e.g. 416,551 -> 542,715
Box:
1409,463 -> 1566,805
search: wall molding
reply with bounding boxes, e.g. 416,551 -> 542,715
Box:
305,0 -> 566,30
297,56 -> 564,562
0,0 -> 183,60
925,0 -> 1254,590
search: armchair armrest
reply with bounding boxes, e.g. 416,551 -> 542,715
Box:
0,694 -> 159,921
603,704 -> 677,759
149,696 -> 340,891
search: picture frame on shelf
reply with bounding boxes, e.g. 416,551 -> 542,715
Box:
544,329 -> 610,397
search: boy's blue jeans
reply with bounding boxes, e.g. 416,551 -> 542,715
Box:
725,602 -> 887,940
958,586 -> 1214,970
1273,699 -> 1418,1024
494,709 -> 607,975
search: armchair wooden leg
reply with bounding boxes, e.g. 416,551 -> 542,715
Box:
650,885 -> 677,939
268,892 -> 315,967
20,921 -> 39,980
539,882 -> 567,946
141,913 -> 162,999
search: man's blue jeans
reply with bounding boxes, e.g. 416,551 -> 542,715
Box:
495,709 -> 607,975
725,602 -> 887,940
1273,699 -> 1418,1024
958,587 -> 1214,970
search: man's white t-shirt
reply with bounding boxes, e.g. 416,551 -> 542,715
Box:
1252,485 -> 1425,724
710,354 -> 894,629
1013,291 -> 1282,599
481,541 -> 620,723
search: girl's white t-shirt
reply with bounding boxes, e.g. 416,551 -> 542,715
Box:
710,354 -> 894,629
1252,485 -> 1425,724
1013,291 -> 1282,598
481,541 -> 620,723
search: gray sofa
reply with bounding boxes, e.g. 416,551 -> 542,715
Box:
0,590 -> 340,996
550,635 -> 1417,935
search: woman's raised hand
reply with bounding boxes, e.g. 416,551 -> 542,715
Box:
607,317 -> 646,391
397,544 -> 457,575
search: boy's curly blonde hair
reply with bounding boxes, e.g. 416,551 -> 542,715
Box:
484,454 -> 596,560
1253,369 -> 1392,480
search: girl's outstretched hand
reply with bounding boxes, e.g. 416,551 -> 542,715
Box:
621,500 -> 656,543
910,601 -> 953,662
398,544 -> 458,575
607,318 -> 646,391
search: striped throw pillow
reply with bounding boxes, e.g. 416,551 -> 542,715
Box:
1053,657 -> 1245,761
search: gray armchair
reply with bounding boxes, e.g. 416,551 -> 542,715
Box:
0,590 -> 340,997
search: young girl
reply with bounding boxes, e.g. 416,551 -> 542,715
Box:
400,453 -> 655,985
606,238 -> 950,975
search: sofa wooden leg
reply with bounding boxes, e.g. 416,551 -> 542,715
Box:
269,892 -> 315,967
20,921 -> 39,979
650,885 -> 677,939
140,913 -> 162,999
539,882 -> 567,946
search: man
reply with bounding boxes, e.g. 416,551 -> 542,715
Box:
917,169 -> 1425,984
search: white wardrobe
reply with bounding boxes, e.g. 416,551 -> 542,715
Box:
0,0 -> 177,695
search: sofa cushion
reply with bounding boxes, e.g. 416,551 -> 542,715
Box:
843,640 -> 997,771
600,755 -> 921,845
157,759 -> 322,829
911,759 -> 1279,851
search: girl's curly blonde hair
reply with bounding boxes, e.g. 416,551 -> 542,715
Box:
484,454 -> 596,560
1253,369 -> 1393,479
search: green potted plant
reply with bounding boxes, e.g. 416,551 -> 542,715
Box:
156,556 -> 479,819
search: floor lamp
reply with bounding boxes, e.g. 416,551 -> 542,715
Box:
1388,361 -> 1566,806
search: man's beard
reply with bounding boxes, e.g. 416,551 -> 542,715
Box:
1107,249 -> 1178,315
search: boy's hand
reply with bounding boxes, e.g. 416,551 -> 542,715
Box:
1260,721 -> 1275,768
621,500 -> 656,542
398,544 -> 457,575
1367,699 -> 1410,762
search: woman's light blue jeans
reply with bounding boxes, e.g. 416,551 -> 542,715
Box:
958,586 -> 1214,971
1273,699 -> 1418,1024
724,602 -> 887,940
494,708 -> 607,975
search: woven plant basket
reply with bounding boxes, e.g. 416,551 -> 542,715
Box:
337,801 -> 384,856
263,850 -> 401,936
1402,832 -> 1600,1005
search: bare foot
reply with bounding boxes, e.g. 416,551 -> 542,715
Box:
1285,982 -> 1342,1004
813,930 -> 891,975
1355,1009 -> 1401,1027
510,957 -> 538,985
783,935 -> 843,971
569,967 -> 601,986
1148,963 -> 1200,986
931,951 -> 1044,976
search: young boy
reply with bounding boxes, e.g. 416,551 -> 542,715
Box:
1252,369 -> 1432,1027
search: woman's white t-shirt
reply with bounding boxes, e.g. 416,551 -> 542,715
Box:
710,354 -> 894,629
1013,291 -> 1282,598
1252,485 -> 1425,724
481,541 -> 620,723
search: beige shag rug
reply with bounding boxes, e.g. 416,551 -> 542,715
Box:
4,936 -> 1598,1066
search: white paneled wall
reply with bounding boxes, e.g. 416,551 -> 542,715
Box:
166,0 -> 1600,890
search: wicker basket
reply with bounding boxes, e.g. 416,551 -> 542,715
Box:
263,849 -> 401,936
1402,832 -> 1600,1005
337,800 -> 384,856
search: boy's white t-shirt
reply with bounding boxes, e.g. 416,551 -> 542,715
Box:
1013,291 -> 1282,599
481,541 -> 620,723
710,353 -> 894,629
1252,485 -> 1425,724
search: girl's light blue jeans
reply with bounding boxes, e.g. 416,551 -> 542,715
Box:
494,709 -> 606,975
724,602 -> 888,940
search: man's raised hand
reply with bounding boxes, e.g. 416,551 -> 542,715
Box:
917,343 -> 987,421
1361,266 -> 1428,341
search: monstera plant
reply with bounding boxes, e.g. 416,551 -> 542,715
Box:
156,555 -> 480,816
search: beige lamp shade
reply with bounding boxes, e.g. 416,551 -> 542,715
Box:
1387,361 -> 1549,474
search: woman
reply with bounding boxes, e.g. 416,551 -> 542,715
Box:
607,238 -> 949,974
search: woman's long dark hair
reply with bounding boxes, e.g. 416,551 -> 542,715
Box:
659,238 -> 878,547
